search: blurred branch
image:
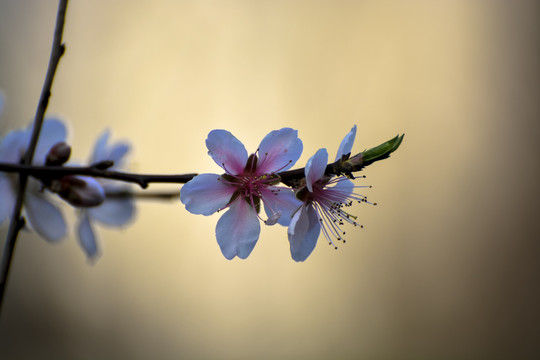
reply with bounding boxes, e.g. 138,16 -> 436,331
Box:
106,189 -> 180,201
0,0 -> 69,316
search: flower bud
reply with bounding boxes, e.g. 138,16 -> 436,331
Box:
361,134 -> 404,167
46,142 -> 72,166
57,176 -> 105,207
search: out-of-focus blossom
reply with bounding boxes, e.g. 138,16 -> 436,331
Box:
0,118 -> 68,242
76,130 -> 134,261
287,125 -> 371,262
181,128 -> 303,260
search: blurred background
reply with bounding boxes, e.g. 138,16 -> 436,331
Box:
1,0 -> 539,359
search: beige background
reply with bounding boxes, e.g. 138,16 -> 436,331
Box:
1,1 -> 539,359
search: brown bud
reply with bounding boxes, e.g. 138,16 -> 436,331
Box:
46,142 -> 72,166
57,176 -> 105,207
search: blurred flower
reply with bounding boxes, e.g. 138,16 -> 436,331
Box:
181,128 -> 303,260
288,125 -> 371,262
76,130 -> 134,262
0,118 -> 68,242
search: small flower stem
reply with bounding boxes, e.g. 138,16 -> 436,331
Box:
0,0 -> 69,317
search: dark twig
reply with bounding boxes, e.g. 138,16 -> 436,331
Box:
0,134 -> 404,191
0,0 -> 69,316
0,163 -> 197,188
106,189 -> 180,201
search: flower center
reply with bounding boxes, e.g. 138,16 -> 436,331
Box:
306,175 -> 374,249
218,153 -> 283,221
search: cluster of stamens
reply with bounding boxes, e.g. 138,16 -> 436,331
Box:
309,175 -> 375,249
216,150 -> 293,223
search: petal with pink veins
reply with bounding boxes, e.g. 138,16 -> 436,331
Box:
216,198 -> 261,259
206,130 -> 248,175
180,173 -> 236,216
256,128 -> 303,174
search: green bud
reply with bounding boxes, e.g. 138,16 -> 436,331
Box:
360,134 -> 404,168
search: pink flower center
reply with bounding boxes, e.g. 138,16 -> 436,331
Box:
217,152 -> 286,220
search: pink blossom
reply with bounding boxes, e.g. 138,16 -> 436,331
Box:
181,128 -> 303,259
288,125 -> 372,261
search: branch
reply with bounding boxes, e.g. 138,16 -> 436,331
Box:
0,0 -> 69,316
107,189 -> 180,202
280,134 -> 405,186
0,163 -> 197,188
0,134 -> 405,189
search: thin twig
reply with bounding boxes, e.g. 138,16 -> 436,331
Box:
106,190 -> 180,201
0,0 -> 69,316
0,133 -> 405,190
0,156 -> 351,188
0,163 -> 197,188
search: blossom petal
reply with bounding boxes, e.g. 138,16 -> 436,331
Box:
33,118 -> 67,164
305,148 -> 328,192
91,129 -> 110,163
216,198 -> 261,259
262,187 -> 302,226
91,129 -> 130,167
0,174 -> 16,224
206,130 -> 248,175
25,191 -> 66,242
288,204 -> 321,262
256,128 -> 303,174
108,143 -> 130,168
180,173 -> 237,216
0,129 -> 28,163
78,212 -> 100,261
335,125 -> 357,161
88,197 -> 135,226
327,178 -> 354,200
